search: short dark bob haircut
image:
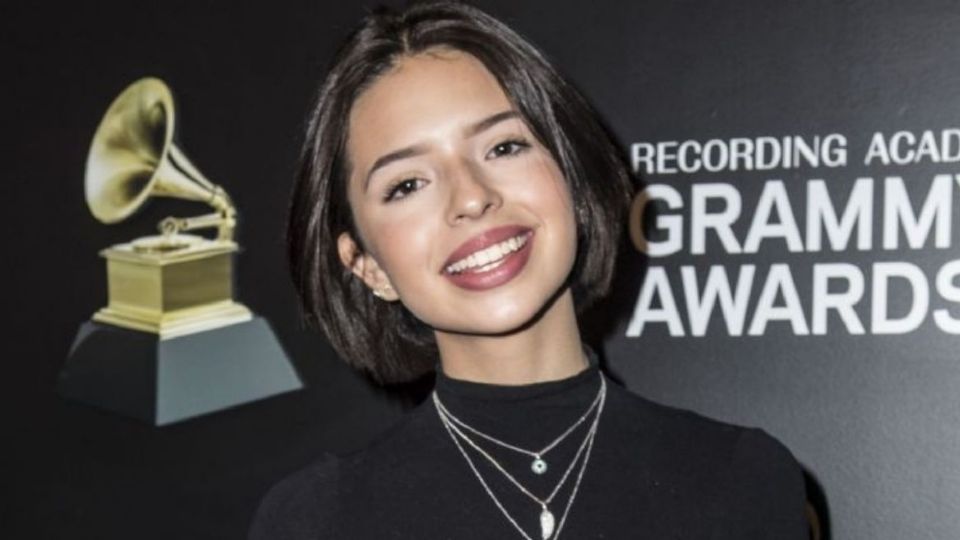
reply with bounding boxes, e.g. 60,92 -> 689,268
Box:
287,0 -> 634,384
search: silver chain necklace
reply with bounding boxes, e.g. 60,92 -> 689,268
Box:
434,377 -> 604,475
433,374 -> 607,539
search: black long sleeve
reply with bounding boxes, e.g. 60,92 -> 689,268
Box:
251,357 -> 807,539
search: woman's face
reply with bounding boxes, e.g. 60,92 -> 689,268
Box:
339,48 -> 578,336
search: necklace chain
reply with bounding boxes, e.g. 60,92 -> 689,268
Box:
438,392 -> 597,505
434,379 -> 604,460
437,412 -> 539,540
433,374 -> 607,539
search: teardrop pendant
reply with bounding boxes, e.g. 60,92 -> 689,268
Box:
540,505 -> 555,539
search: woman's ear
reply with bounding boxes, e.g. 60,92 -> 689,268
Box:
337,232 -> 400,301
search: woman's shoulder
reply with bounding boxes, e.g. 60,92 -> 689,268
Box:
248,403 -> 439,540
604,379 -> 808,536
248,453 -> 340,540
606,375 -> 798,463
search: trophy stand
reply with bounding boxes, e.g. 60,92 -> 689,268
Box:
58,78 -> 302,425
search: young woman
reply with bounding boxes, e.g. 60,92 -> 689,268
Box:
251,2 -> 808,538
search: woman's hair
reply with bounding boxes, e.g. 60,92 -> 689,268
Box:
287,0 -> 634,384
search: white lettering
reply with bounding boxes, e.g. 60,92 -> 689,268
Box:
812,263 -> 865,334
748,264 -> 810,335
871,262 -> 929,334
626,267 -> 685,336
633,184 -> 684,257
691,183 -> 743,255
681,265 -> 755,336
882,175 -> 952,249
933,260 -> 960,333
743,180 -> 804,253
806,178 -> 874,251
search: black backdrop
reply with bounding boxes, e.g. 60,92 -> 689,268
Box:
6,1 -> 960,539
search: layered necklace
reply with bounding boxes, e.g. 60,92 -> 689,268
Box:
433,372 -> 607,540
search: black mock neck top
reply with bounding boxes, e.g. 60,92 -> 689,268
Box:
250,347 -> 807,539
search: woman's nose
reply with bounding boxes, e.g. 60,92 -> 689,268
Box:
445,160 -> 502,224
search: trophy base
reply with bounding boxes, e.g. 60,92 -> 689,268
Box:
93,300 -> 253,339
58,316 -> 303,425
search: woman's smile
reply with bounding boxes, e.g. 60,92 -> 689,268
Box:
441,226 -> 535,291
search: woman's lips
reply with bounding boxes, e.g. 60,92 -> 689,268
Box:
441,224 -> 533,271
442,229 -> 534,291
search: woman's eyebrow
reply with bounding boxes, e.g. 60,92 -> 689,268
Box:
464,110 -> 520,138
364,143 -> 430,193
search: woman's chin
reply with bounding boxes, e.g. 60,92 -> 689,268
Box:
430,304 -> 550,338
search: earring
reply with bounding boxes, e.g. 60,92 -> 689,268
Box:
372,284 -> 393,299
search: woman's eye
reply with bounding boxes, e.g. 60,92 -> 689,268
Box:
487,139 -> 530,159
383,178 -> 424,202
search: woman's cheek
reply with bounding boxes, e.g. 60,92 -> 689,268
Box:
380,221 -> 435,275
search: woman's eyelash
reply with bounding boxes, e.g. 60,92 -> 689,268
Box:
382,178 -> 424,202
489,139 -> 531,158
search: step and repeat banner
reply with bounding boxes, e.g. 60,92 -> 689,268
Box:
581,2 -> 960,538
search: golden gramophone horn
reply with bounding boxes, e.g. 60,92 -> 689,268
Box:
84,77 -> 232,227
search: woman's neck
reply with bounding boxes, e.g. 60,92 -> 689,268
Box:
434,289 -> 587,385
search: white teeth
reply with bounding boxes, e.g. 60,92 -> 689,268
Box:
445,232 -> 530,275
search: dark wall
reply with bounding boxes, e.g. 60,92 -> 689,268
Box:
6,1 -> 960,539
5,3 -> 408,538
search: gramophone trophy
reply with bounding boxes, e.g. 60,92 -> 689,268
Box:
58,78 -> 302,425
